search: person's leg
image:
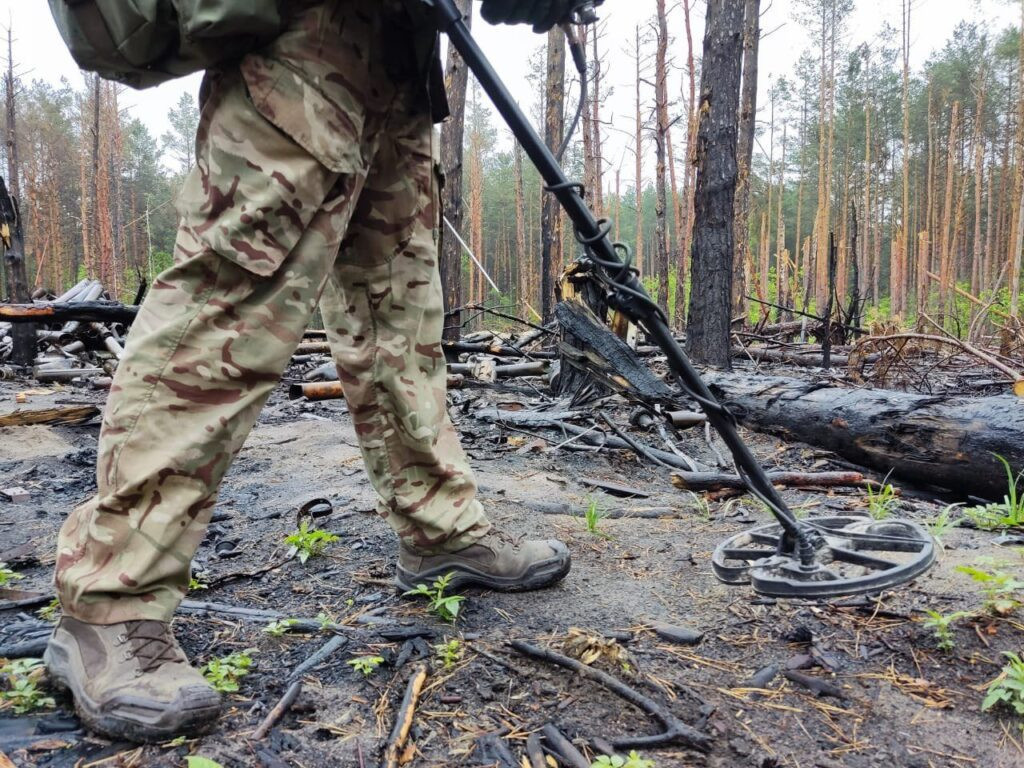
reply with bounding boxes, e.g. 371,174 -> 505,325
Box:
319,115 -> 489,554
54,73 -> 356,624
47,69 -> 366,743
319,104 -> 571,591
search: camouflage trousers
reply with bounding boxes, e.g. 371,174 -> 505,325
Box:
55,5 -> 490,623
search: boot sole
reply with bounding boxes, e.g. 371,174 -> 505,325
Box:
395,545 -> 571,594
44,640 -> 222,744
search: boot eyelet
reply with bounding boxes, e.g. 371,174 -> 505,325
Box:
114,634 -> 127,646
122,650 -> 133,661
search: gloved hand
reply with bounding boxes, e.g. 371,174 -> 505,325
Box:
479,0 -> 579,33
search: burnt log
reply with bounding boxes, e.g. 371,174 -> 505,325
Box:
703,371 -> 1024,501
1,301 -> 139,324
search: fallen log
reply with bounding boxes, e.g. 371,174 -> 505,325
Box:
732,346 -> 851,368
0,405 -> 100,427
0,301 -> 138,324
703,371 -> 1024,500
671,469 -> 864,492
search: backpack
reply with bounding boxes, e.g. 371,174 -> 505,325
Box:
48,0 -> 288,89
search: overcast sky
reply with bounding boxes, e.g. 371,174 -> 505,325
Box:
1,1 -> 1018,186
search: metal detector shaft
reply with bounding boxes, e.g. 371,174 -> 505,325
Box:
430,0 -> 802,538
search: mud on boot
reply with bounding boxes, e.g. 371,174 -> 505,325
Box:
44,617 -> 222,743
396,530 -> 571,593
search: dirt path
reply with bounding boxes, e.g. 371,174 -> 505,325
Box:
1,376 -> 1022,768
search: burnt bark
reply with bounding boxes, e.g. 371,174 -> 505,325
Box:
439,0 -> 472,341
703,370 -> 1024,501
733,0 -> 760,318
541,28 -> 566,322
653,0 -> 670,315
686,0 -> 744,367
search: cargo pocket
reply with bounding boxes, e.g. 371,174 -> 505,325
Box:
174,69 -> 343,278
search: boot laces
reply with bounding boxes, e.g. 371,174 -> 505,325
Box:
123,621 -> 183,673
486,529 -> 525,549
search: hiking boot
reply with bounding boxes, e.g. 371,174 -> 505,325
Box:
44,617 -> 222,743
396,530 -> 571,592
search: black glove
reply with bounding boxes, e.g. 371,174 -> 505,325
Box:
479,0 -> 578,33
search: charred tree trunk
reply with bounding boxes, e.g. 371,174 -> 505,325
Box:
733,0 -> 760,320
439,0 -> 472,340
541,27 -> 566,322
653,0 -> 671,316
0,177 -> 33,366
704,371 -> 1024,501
687,0 -> 744,367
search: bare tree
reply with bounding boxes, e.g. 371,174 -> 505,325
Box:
687,0 -> 745,366
733,0 -> 760,318
439,0 -> 472,340
541,27 -> 565,321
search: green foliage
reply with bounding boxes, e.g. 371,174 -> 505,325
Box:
0,563 -> 23,588
865,480 -> 898,520
926,505 -> 962,547
347,655 -> 385,676
956,563 -> 1024,616
687,492 -> 714,522
965,454 -> 1024,530
185,758 -> 225,768
403,572 -> 466,623
982,652 -> 1024,725
1,659 -> 55,714
583,497 -> 611,538
315,612 -> 334,630
434,639 -> 463,670
590,751 -> 656,768
189,576 -> 208,591
921,610 -> 973,651
284,521 -> 340,564
37,598 -> 61,623
201,650 -> 255,693
262,619 -> 299,637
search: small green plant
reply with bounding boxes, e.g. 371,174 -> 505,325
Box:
403,572 -> 465,622
982,651 -> 1024,724
0,659 -> 55,714
921,609 -> 973,651
189,576 -> 208,591
201,649 -> 255,693
262,618 -> 299,637
185,758 -> 225,768
865,480 -> 898,520
347,655 -> 385,676
965,454 -> 1024,530
927,505 -> 962,547
0,563 -> 23,588
956,563 -> 1024,616
315,611 -> 334,630
591,751 -> 656,768
284,520 -> 340,563
584,498 -> 611,538
37,598 -> 60,623
688,492 -> 714,522
434,638 -> 463,670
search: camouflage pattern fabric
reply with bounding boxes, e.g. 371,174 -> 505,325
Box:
55,0 -> 490,624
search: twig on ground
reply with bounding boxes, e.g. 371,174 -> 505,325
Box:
381,663 -> 428,768
510,640 -> 712,752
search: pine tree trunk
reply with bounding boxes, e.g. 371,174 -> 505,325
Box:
654,0 -> 671,315
633,25 -> 644,277
733,0 -> 760,319
541,27 -> 565,321
439,0 -> 471,340
687,0 -> 744,367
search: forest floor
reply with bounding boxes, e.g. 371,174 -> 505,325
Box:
1,360 -> 1023,768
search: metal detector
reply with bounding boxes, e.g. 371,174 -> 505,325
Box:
427,0 -> 935,598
